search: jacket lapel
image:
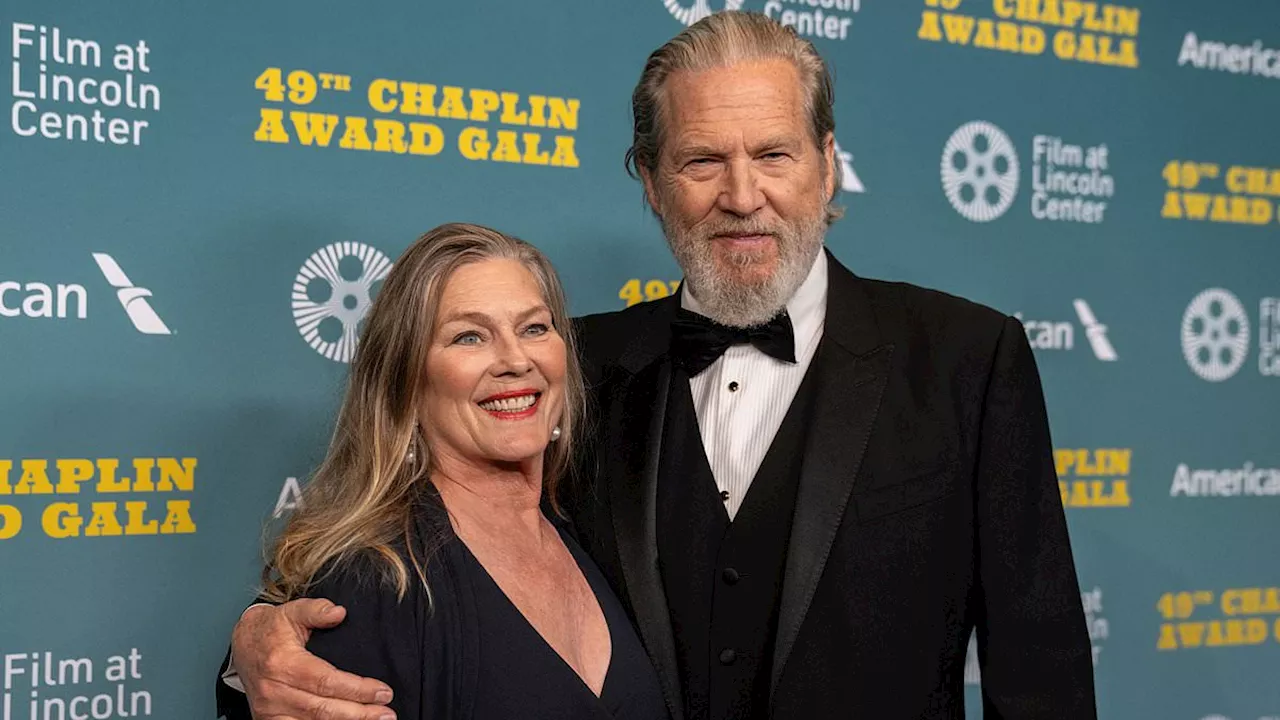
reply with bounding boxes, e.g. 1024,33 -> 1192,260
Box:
601,296 -> 684,720
771,252 -> 895,694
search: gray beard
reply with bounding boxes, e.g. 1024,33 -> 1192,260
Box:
661,211 -> 825,328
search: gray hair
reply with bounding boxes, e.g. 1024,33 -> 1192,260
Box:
625,11 -> 843,223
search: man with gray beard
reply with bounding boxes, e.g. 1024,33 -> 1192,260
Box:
218,11 -> 1096,720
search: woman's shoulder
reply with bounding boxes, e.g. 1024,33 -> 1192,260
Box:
303,530 -> 468,718
302,521 -> 469,660
305,521 -> 461,610
305,547 -> 414,602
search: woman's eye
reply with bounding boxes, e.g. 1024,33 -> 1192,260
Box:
524,323 -> 550,336
452,331 -> 482,346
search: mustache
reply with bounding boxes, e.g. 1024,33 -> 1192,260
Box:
699,218 -> 782,239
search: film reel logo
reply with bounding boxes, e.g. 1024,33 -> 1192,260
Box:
1181,288 -> 1250,382
292,242 -> 393,363
663,0 -> 744,26
941,121 -> 1020,223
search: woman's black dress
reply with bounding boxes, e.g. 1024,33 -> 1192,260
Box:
305,504 -> 669,720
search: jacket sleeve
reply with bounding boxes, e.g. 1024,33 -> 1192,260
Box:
974,316 -> 1097,719
303,555 -> 425,720
214,639 -> 255,720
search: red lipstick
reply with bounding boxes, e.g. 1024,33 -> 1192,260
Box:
477,389 -> 541,420
478,388 -> 541,403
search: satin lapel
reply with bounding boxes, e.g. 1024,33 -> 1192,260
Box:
770,252 -> 895,695
605,297 -> 683,720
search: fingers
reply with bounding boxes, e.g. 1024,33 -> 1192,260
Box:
253,680 -> 395,720
275,651 -> 394,706
279,597 -> 348,632
232,600 -> 393,716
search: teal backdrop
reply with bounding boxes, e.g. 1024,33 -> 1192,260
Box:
1,0 -> 1278,718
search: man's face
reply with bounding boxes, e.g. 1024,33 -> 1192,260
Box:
642,58 -> 834,327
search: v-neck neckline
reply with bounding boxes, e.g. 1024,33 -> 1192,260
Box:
456,523 -> 617,705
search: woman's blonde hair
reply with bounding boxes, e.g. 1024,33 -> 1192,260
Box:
262,222 -> 585,601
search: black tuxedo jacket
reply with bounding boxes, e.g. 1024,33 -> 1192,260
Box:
566,251 -> 1096,720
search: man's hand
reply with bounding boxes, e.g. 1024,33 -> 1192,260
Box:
232,599 -> 396,720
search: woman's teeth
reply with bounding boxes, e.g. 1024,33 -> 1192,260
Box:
479,394 -> 537,412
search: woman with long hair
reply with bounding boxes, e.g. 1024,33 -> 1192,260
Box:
261,223 -> 667,719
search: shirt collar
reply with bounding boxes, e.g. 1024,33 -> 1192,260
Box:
680,248 -> 828,340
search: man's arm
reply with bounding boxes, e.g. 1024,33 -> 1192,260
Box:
974,316 -> 1097,719
215,599 -> 397,720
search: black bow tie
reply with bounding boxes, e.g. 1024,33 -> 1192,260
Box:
670,308 -> 796,377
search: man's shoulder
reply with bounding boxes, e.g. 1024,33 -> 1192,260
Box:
571,299 -> 673,367
848,276 -> 1020,395
858,276 -> 1010,338
574,298 -> 669,335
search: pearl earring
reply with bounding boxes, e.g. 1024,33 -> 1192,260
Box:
550,426 -> 562,442
406,423 -> 420,465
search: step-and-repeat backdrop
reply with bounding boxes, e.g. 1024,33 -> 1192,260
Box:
1,0 -> 1277,717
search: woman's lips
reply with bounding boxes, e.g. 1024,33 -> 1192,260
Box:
477,391 -> 541,419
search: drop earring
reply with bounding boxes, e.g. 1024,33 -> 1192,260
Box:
406,423 -> 420,465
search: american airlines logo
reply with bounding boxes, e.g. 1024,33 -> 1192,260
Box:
833,139 -> 865,194
1014,299 -> 1117,361
0,253 -> 172,335
1073,300 -> 1117,361
92,253 -> 171,335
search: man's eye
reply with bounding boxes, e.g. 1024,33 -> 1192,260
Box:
761,152 -> 788,161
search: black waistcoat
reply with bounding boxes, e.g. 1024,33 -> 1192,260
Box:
655,363 -> 820,720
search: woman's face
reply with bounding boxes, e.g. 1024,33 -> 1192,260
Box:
420,258 -> 567,471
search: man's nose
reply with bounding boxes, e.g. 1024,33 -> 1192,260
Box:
716,160 -> 766,216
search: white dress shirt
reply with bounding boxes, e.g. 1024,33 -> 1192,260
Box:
682,250 -> 828,520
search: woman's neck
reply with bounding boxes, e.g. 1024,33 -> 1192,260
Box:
429,452 -> 547,542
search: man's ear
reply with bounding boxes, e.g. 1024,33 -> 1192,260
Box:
821,131 -> 837,200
